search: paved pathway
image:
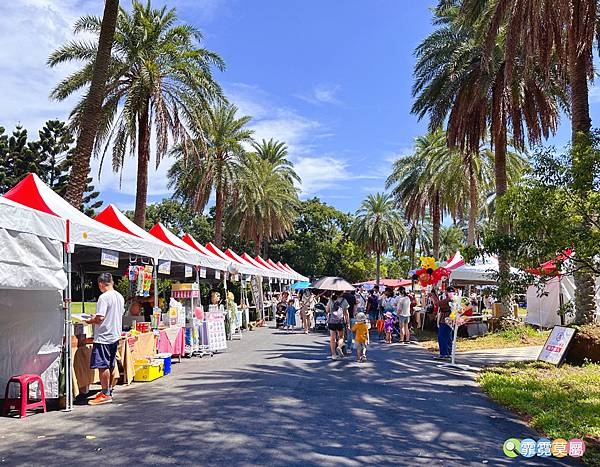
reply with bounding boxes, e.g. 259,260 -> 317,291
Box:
0,328 -> 572,466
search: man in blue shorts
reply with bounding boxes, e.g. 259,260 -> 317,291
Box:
86,273 -> 124,405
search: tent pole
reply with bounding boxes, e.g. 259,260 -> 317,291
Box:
80,266 -> 85,314
63,249 -> 73,412
153,259 -> 158,309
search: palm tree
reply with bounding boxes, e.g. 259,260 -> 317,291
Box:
227,153 -> 299,255
61,0 -> 119,209
412,1 -> 560,305
351,193 -> 406,286
439,225 -> 465,259
251,139 -> 301,185
463,0 -> 597,322
168,104 -> 253,247
386,130 -> 468,258
49,1 -> 225,227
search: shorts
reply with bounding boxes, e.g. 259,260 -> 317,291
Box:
398,315 -> 410,324
328,323 -> 344,332
90,341 -> 119,369
355,342 -> 367,353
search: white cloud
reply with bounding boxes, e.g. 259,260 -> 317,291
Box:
296,83 -> 342,105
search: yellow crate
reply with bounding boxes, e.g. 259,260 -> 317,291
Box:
133,362 -> 164,382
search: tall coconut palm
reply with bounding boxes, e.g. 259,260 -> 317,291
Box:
49,1 -> 225,227
412,1 -> 560,305
464,0 -> 597,322
386,130 -> 469,258
251,139 -> 301,185
61,0 -> 119,209
351,193 -> 406,286
227,153 -> 299,255
168,104 -> 253,247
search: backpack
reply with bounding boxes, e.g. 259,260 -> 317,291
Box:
328,299 -> 345,324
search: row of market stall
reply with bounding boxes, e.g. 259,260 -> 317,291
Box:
0,173 -> 308,411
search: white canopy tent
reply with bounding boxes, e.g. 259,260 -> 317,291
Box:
0,200 -> 68,402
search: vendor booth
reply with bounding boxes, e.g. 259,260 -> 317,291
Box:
0,173 -> 308,414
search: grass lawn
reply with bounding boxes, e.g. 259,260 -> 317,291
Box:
478,361 -> 600,465
70,302 -> 97,315
414,325 -> 550,352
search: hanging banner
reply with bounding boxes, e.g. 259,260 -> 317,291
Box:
215,270 -> 221,280
158,259 -> 171,275
100,249 -> 119,268
199,267 -> 207,279
250,276 -> 264,317
185,264 -> 193,278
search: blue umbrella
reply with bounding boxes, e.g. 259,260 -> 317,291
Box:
290,281 -> 311,290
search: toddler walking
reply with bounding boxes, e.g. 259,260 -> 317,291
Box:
384,311 -> 395,343
285,299 -> 297,332
351,312 -> 370,362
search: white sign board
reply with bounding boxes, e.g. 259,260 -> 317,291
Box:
538,326 -> 576,365
199,267 -> 207,279
215,270 -> 220,280
100,249 -> 119,268
185,264 -> 193,278
158,259 -> 171,275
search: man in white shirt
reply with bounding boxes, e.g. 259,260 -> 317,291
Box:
85,273 -> 124,405
396,287 -> 412,344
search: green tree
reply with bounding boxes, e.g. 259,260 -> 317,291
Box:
412,1 -> 559,307
227,152 -> 299,255
168,104 -> 252,247
251,139 -> 301,185
58,0 -> 119,209
137,199 -> 213,242
49,0 -> 225,227
439,225 -> 465,260
0,126 -> 41,192
350,193 -> 406,286
464,0 -> 598,325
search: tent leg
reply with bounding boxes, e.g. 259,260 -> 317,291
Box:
153,259 -> 158,309
80,266 -> 85,313
63,250 -> 73,412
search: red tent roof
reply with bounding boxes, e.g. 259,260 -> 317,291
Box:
255,255 -> 278,272
4,173 -> 58,217
267,258 -> 287,272
149,223 -> 187,250
206,242 -> 231,262
95,204 -> 141,238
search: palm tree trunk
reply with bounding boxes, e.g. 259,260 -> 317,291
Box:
569,10 -> 596,324
409,224 -> 417,269
467,155 -> 478,246
214,185 -> 224,247
432,191 -> 441,258
494,121 -> 510,315
134,101 -> 150,227
376,252 -> 381,287
65,0 -> 119,208
254,235 -> 261,256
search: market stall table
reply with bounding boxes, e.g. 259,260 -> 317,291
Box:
71,332 -> 156,397
157,327 -> 185,360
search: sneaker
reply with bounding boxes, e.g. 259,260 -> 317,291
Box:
89,392 -> 113,406
331,355 -> 339,360
336,346 -> 344,357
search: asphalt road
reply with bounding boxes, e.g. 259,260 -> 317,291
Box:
0,326 -> 575,466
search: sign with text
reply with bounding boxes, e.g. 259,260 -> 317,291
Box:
185,264 -> 193,278
100,249 -> 119,268
199,267 -> 207,279
538,326 -> 576,365
215,270 -> 220,280
158,259 -> 171,275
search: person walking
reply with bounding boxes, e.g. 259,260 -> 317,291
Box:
85,273 -> 124,405
366,289 -> 379,323
430,287 -> 454,359
326,292 -> 349,360
285,298 -> 297,332
299,290 -> 313,334
396,287 -> 412,344
351,312 -> 370,362
343,290 -> 357,355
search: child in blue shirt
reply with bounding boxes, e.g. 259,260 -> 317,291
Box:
285,299 -> 297,333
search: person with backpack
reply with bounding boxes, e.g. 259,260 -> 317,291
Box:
366,289 -> 379,324
326,292 -> 349,360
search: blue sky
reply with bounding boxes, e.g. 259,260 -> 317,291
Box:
0,0 -> 595,214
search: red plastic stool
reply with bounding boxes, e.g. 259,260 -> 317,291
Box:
3,374 -> 46,418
